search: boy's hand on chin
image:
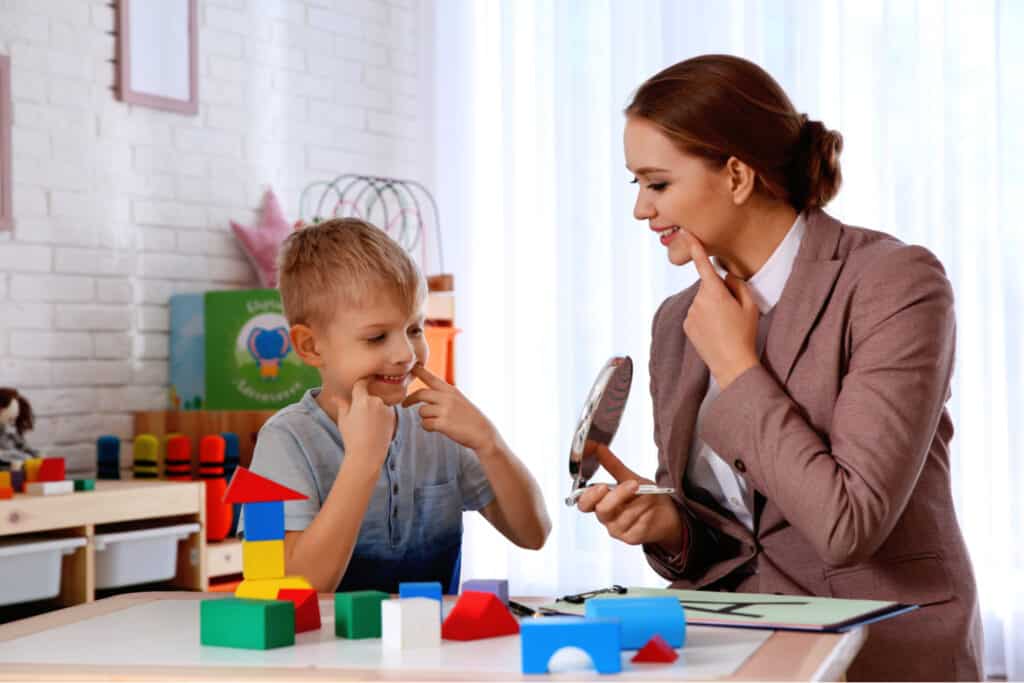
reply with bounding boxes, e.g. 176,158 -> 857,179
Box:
335,378 -> 392,467
402,365 -> 497,452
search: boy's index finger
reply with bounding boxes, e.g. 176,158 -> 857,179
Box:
351,378 -> 370,401
411,364 -> 447,390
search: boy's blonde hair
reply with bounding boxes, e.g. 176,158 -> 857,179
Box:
277,217 -> 426,329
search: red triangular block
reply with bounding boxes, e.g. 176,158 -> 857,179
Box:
38,458 -> 66,483
223,467 -> 307,504
277,588 -> 321,633
631,634 -> 679,663
441,590 -> 519,641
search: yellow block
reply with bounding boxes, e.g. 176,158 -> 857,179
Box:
0,472 -> 10,488
241,539 -> 285,580
234,576 -> 312,600
24,458 -> 43,483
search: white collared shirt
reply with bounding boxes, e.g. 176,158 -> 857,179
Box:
684,213 -> 806,531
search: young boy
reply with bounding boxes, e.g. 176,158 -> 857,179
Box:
245,217 -> 551,594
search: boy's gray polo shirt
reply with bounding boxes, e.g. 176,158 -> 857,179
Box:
243,388 -> 495,593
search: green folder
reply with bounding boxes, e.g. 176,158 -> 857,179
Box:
539,587 -> 917,632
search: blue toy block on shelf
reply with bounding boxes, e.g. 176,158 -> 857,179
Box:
241,500 -> 285,541
585,596 -> 685,650
520,617 -> 621,675
461,579 -> 509,604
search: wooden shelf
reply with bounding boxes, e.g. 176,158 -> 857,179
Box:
0,480 -> 206,608
205,537 -> 242,578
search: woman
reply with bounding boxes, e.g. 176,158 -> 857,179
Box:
577,55 -> 983,681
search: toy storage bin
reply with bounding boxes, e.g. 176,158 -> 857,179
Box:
0,536 -> 87,606
94,522 -> 199,589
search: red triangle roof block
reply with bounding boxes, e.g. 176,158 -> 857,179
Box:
277,588 -> 321,633
631,634 -> 679,663
441,590 -> 520,641
222,467 -> 307,503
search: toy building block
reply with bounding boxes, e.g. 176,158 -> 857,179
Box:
9,469 -> 24,492
241,500 -> 285,541
631,634 -> 679,663
223,467 -> 307,504
23,457 -> 43,483
73,478 -> 95,491
520,617 -> 622,675
133,435 -> 159,479
25,480 -> 74,496
461,579 -> 509,604
335,590 -> 389,639
200,598 -> 295,649
96,435 -> 121,480
441,590 -> 519,641
243,539 -> 286,580
277,588 -> 321,633
382,597 -> 441,650
0,472 -> 10,489
235,576 -> 312,600
200,435 -> 232,542
37,457 -> 65,482
0,486 -> 12,499
164,435 -> 192,481
399,581 -> 442,617
585,596 -> 685,649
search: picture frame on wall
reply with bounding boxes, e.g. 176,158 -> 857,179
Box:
115,0 -> 198,115
0,54 -> 11,231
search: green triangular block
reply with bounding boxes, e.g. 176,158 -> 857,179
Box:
334,590 -> 388,639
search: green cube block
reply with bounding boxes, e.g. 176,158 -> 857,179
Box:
73,478 -> 95,491
334,591 -> 388,639
200,598 -> 295,650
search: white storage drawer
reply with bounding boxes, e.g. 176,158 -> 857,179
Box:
0,537 -> 87,606
94,523 -> 199,589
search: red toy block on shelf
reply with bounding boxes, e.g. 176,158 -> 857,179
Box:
441,590 -> 519,641
38,457 -> 65,482
277,588 -> 321,633
631,634 -> 679,663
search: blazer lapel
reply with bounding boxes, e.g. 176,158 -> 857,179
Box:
763,210 -> 844,385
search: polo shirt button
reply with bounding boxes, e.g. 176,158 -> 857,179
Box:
393,484 -> 398,494
734,459 -> 746,472
393,506 -> 398,516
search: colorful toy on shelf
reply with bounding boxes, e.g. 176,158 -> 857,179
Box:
38,457 -> 65,482
277,588 -> 321,633
631,634 -> 679,663
461,578 -> 509,604
441,590 -> 519,641
132,434 -> 159,479
382,597 -> 441,650
96,435 -> 120,480
164,435 -> 192,481
200,598 -> 295,650
23,457 -> 42,483
26,480 -> 74,496
0,471 -> 12,498
335,591 -> 388,639
0,388 -> 38,466
199,435 -> 232,542
520,617 -> 622,675
73,478 -> 95,491
585,596 -> 685,649
224,467 -> 311,600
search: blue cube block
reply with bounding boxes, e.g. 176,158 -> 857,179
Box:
520,618 -> 621,674
399,582 -> 442,617
585,596 -> 685,649
461,579 -> 509,604
242,501 -> 284,541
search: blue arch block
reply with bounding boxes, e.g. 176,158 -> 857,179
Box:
585,596 -> 685,649
520,618 -> 621,675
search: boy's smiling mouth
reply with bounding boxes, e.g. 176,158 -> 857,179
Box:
374,373 -> 409,385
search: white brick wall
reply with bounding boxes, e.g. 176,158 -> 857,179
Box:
0,0 -> 431,475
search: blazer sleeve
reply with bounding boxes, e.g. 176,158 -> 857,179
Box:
643,297 -> 726,581
700,245 -> 955,567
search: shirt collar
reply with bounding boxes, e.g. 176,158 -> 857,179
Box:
713,212 -> 806,314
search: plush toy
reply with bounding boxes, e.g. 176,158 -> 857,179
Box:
0,387 -> 38,467
230,189 -> 296,288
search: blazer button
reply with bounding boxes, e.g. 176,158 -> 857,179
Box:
734,459 -> 746,472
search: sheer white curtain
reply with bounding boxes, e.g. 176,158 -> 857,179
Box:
429,1 -> 1023,677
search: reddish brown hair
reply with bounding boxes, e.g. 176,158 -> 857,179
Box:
0,388 -> 34,435
626,54 -> 842,211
